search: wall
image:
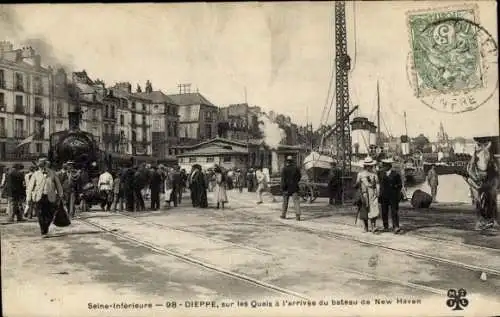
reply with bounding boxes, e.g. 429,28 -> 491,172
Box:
178,154 -> 247,172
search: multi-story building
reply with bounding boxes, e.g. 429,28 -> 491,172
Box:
217,103 -> 260,141
168,91 -> 219,142
0,42 -> 52,161
110,82 -> 133,154
71,70 -> 104,146
110,82 -> 153,156
52,68 -> 70,133
135,88 -> 179,159
128,93 -> 152,156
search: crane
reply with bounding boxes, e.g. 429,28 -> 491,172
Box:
334,1 -> 353,203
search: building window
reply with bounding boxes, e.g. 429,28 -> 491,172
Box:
34,76 -> 43,94
142,115 -> 146,124
35,120 -> 44,137
92,109 -> 98,121
153,119 -> 160,130
36,143 -> 42,153
105,105 -> 109,118
14,119 -> 23,138
15,95 -> 23,107
56,102 -> 63,116
0,92 -> 4,107
0,69 -> 4,88
34,97 -> 43,114
206,157 -> 214,163
15,73 -> 23,91
154,105 -> 159,111
189,157 -> 196,163
206,124 -> 212,138
0,117 -> 5,136
142,104 -> 146,111
111,105 -> 115,119
223,156 -> 231,162
131,102 -> 136,109
120,114 -> 125,125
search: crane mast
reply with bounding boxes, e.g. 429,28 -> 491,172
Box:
334,1 -> 352,201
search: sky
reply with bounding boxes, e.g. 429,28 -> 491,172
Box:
1,2 -> 498,141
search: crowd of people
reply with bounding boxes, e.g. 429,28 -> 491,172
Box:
1,153 -> 426,237
0,155 -> 305,236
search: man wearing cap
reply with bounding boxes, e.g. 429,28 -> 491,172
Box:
378,158 -> 403,233
280,155 -> 302,221
26,157 -> 64,236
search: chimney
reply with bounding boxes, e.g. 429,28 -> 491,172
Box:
0,41 -> 14,54
21,46 -> 35,58
3,49 -> 22,62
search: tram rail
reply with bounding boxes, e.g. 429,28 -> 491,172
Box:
78,214 -> 449,296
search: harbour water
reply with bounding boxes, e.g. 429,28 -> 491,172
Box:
406,174 -> 473,204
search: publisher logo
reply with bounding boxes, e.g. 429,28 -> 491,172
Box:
446,288 -> 469,310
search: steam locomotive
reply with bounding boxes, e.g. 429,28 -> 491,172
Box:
48,129 -> 103,178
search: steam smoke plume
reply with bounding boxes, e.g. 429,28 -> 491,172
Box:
258,113 -> 286,150
1,6 -> 75,73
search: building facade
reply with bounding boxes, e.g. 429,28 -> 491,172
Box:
168,92 -> 219,141
134,88 -> 179,159
217,103 -> 260,141
0,42 -> 52,161
176,137 -> 307,174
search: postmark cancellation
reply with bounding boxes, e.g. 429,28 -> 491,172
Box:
406,5 -> 498,113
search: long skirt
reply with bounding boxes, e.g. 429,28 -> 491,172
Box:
214,184 -> 228,203
359,193 -> 380,220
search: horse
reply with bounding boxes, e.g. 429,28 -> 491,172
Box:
464,141 -> 499,230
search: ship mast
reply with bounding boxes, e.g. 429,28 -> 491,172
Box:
376,80 -> 381,148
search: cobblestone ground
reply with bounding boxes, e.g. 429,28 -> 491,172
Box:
1,189 -> 499,317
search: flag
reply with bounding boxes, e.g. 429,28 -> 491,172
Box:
17,134 -> 35,148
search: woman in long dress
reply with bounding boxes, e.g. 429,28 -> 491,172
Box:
214,167 -> 228,209
355,156 -> 380,233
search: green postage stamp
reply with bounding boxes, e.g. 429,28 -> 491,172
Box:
407,6 -> 482,98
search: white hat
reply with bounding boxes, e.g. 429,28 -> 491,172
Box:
363,156 -> 376,166
381,158 -> 394,164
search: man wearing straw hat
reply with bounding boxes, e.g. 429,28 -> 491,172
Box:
26,156 -> 64,236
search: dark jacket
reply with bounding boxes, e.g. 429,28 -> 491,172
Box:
170,171 -> 182,189
281,165 -> 302,194
6,170 -> 25,200
379,169 -> 402,202
150,171 -> 163,190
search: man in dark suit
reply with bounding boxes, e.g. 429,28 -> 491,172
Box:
328,161 -> 342,205
149,166 -> 162,210
280,156 -> 302,221
378,158 -> 403,233
5,164 -> 26,222
169,165 -> 182,207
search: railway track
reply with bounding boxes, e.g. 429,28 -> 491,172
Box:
224,208 -> 500,277
76,211 -> 500,297
76,216 -> 312,300
228,196 -> 500,255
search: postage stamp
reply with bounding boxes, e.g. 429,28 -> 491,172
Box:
406,5 -> 498,113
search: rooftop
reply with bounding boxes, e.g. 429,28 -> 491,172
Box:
167,92 -> 215,107
134,91 -> 178,105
